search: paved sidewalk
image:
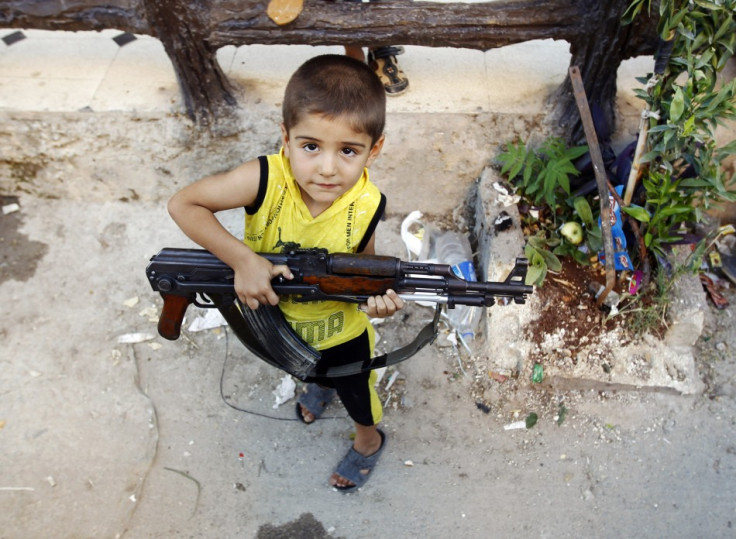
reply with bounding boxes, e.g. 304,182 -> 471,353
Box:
0,28 -> 651,117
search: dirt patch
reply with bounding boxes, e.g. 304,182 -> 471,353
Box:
0,195 -> 49,284
523,258 -> 669,363
256,512 -> 335,539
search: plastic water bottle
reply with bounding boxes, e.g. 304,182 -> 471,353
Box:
435,231 -> 482,344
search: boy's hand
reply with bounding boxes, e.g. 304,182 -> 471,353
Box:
234,254 -> 293,310
361,289 -> 404,318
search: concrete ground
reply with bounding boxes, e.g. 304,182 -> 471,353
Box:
2,29 -> 736,539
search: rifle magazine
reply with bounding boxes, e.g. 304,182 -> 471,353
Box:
217,300 -> 320,381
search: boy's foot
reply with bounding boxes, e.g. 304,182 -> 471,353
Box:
368,46 -> 409,96
329,429 -> 386,491
295,384 -> 337,424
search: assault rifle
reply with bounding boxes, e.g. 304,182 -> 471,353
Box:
145,247 -> 533,380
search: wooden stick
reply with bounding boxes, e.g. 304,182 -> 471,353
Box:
568,65 -> 616,305
623,113 -> 649,206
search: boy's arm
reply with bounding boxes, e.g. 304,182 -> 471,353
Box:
167,159 -> 292,309
358,233 -> 404,318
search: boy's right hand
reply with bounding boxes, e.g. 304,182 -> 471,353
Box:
234,253 -> 293,310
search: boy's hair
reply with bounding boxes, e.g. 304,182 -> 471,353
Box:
283,55 -> 386,144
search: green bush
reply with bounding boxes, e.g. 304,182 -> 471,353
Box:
623,0 -> 736,260
500,0 -> 736,288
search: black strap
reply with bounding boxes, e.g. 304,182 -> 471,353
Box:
218,298 -> 441,379
371,46 -> 405,59
323,305 -> 441,377
356,193 -> 386,253
244,156 -> 269,215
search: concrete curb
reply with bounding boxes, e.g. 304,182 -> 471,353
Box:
472,166 -> 706,395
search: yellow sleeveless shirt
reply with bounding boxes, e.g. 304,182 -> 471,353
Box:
244,149 -> 385,351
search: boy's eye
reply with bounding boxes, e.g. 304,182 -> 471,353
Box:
303,143 -> 319,152
341,147 -> 357,156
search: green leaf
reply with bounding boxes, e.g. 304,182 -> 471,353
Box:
556,170 -> 571,196
640,150 -> 661,164
713,12 -> 734,42
538,248 -> 562,273
524,246 -> 547,286
692,1 -> 721,10
570,248 -> 590,266
659,206 -> 693,217
522,156 -> 535,186
670,86 -> 686,122
498,140 -> 528,180
682,115 -> 696,136
679,177 -> 715,188
648,124 -> 672,133
622,0 -> 650,25
525,265 -> 544,287
586,226 -> 603,252
565,145 -> 590,160
526,235 -> 547,251
715,139 -> 736,159
621,205 -> 651,222
573,196 -> 594,226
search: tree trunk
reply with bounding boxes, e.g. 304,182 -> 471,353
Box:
550,0 -> 659,143
142,0 -> 238,126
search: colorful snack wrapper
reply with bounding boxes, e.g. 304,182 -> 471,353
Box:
598,185 -> 633,271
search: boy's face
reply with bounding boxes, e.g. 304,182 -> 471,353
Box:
281,113 -> 384,216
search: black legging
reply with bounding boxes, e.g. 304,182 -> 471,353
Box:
307,331 -> 377,426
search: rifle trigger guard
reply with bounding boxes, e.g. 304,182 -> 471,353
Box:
193,292 -> 228,309
193,294 -> 214,308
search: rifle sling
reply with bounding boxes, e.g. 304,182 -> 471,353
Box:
217,298 -> 441,380
324,305 -> 442,378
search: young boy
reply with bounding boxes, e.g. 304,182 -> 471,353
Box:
167,55 -> 403,491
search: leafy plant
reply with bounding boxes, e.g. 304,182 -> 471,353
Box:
499,137 -> 589,210
523,233 -> 562,286
622,0 -> 736,261
500,1 -> 735,289
497,137 -> 594,286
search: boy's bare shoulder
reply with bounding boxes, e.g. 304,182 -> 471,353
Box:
217,158 -> 264,207
221,158 -> 262,182
177,157 -> 264,212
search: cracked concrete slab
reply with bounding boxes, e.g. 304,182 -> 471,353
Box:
0,198 -> 160,537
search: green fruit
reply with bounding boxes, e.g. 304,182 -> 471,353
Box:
560,221 -> 583,245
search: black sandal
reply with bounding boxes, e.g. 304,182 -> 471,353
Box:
368,46 -> 409,96
333,429 -> 387,492
295,383 -> 337,423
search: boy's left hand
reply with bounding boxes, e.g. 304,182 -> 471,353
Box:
362,289 -> 404,318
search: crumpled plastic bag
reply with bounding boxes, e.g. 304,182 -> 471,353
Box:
400,210 -> 436,262
272,375 -> 296,408
188,309 -> 227,332
400,211 -> 438,308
